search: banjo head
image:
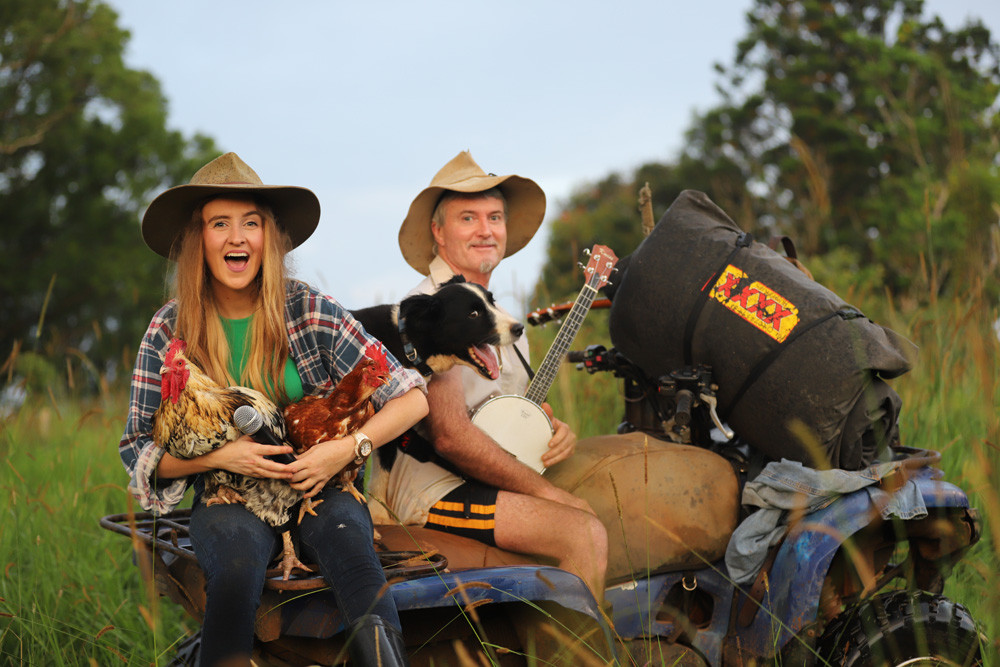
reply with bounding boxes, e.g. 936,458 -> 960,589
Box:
471,395 -> 553,473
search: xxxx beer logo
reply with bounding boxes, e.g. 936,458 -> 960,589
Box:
709,265 -> 799,343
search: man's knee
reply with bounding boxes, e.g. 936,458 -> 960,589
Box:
576,511 -> 608,560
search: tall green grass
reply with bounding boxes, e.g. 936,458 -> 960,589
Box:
0,397 -> 192,665
0,287 -> 996,664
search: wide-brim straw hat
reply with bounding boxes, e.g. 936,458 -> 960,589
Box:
141,152 -> 321,258
399,151 -> 546,274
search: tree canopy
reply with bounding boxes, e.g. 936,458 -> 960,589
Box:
1,0 -> 218,389
535,0 -> 1000,306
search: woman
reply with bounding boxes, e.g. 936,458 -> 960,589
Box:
119,152 -> 426,666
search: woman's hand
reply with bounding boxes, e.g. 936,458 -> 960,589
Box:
206,434 -> 296,480
287,436 -> 357,499
157,435 -> 295,481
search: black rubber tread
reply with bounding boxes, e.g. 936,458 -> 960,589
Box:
816,590 -> 984,666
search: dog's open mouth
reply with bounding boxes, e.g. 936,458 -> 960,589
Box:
469,344 -> 501,380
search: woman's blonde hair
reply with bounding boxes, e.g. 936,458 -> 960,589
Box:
170,195 -> 292,404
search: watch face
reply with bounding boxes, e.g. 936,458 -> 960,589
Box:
359,439 -> 373,457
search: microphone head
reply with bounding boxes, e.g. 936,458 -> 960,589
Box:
233,405 -> 263,435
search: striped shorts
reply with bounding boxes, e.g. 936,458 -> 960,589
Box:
425,480 -> 500,547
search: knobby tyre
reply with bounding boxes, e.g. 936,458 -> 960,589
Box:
816,590 -> 984,666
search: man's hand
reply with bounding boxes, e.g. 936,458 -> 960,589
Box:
540,402 -> 577,468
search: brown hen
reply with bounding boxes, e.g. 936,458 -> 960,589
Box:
283,341 -> 392,518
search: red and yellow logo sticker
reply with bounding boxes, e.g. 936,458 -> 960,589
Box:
709,265 -> 799,342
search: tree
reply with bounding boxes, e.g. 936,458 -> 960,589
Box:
1,0 -> 218,390
699,0 -> 1000,296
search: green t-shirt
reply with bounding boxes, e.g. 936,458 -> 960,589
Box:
220,315 -> 304,404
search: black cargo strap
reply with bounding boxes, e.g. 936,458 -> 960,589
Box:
722,307 -> 865,421
683,232 -> 754,365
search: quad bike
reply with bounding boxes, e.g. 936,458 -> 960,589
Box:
101,342 -> 985,665
556,343 -> 986,665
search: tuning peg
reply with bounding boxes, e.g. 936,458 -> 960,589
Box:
577,262 -> 586,270
583,248 -> 592,256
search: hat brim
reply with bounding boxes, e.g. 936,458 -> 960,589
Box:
398,174 -> 546,275
142,183 -> 321,259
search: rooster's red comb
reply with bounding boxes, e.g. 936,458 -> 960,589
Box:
365,341 -> 390,371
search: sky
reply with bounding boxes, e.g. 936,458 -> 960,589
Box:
105,0 -> 1000,317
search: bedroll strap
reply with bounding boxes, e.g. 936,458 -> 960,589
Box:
683,232 -> 754,365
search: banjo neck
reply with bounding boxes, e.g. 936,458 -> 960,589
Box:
523,244 -> 619,406
524,283 -> 599,405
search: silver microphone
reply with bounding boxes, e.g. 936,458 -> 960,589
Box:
233,405 -> 296,463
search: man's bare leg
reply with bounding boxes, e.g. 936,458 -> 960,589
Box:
493,490 -> 608,604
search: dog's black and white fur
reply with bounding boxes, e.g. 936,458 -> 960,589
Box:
349,275 -> 523,382
349,275 -> 524,527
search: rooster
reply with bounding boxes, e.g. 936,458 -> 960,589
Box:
152,338 -> 309,579
283,341 -> 392,518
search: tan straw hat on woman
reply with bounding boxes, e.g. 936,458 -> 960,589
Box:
141,152 -> 321,258
398,151 -> 546,274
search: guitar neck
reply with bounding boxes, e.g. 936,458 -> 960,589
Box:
524,283 -> 598,405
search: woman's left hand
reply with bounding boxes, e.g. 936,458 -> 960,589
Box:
287,436 -> 356,499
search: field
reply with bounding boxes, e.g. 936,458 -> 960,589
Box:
1,286 -> 997,664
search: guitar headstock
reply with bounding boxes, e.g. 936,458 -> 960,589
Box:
582,244 -> 618,291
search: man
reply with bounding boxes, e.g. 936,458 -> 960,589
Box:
387,151 -> 608,601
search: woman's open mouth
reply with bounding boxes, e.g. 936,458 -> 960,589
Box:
225,251 -> 250,272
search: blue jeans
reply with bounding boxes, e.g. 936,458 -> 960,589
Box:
189,485 -> 398,666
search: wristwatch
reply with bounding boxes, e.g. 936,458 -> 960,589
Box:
352,431 -> 373,464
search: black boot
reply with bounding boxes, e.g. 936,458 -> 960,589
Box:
346,614 -> 410,667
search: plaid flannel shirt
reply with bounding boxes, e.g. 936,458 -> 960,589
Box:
119,280 -> 425,514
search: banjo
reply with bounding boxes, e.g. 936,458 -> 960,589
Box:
470,244 -> 618,472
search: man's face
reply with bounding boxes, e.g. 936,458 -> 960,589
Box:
431,194 -> 507,279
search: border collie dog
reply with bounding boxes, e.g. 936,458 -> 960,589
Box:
350,275 -> 523,381
350,276 -> 524,527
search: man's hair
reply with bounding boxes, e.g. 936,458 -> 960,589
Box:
431,188 -> 508,227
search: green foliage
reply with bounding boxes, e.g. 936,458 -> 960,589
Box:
0,0 -> 219,386
706,0 -> 1000,295
0,397 -> 192,664
534,0 -> 1000,307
